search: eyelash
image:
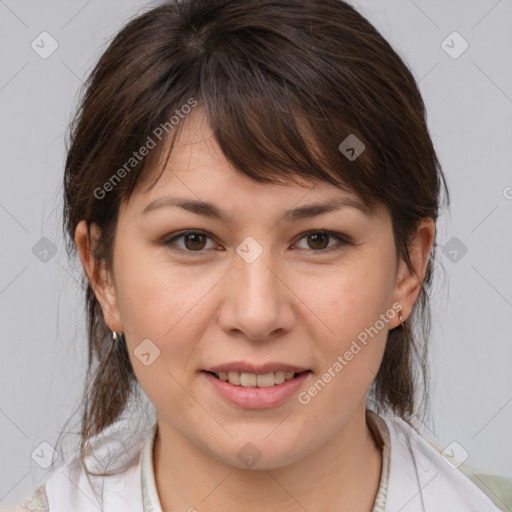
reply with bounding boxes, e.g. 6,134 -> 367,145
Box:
162,229 -> 352,256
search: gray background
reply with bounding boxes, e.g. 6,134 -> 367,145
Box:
1,0 -> 511,507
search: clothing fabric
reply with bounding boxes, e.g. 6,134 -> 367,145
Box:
10,409 -> 512,512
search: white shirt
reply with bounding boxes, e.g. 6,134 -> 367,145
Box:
12,409 -> 512,511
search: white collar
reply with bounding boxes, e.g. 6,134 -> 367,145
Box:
381,412 -> 503,511
45,410 -> 504,512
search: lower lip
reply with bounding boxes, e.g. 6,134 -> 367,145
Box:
202,371 -> 311,409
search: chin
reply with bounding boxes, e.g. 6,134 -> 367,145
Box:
206,436 -> 307,471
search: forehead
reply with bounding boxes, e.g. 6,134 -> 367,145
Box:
123,108 -> 381,224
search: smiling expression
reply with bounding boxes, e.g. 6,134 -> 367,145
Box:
80,107 -> 430,469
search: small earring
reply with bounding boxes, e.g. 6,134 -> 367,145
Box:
399,308 -> 405,324
112,331 -> 121,342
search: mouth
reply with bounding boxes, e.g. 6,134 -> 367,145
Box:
202,369 -> 312,388
201,368 -> 312,409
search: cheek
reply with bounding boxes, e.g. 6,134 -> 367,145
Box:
293,253 -> 394,394
113,246 -> 202,335
112,251 -> 223,381
298,270 -> 390,420
300,262 -> 393,340
113,257 -> 205,411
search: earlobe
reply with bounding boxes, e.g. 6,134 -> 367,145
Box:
74,220 -> 124,332
393,218 -> 436,326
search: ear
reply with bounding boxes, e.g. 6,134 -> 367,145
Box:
391,217 -> 435,328
74,220 -> 124,333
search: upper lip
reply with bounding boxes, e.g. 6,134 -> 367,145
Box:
204,362 -> 311,375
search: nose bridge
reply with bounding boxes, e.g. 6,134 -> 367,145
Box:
220,235 -> 294,339
235,236 -> 280,305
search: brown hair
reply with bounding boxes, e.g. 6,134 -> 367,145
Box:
59,0 -> 448,475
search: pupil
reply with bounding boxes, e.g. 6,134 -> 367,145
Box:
309,232 -> 328,250
186,233 -> 205,250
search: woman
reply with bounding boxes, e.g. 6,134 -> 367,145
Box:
12,0 -> 512,510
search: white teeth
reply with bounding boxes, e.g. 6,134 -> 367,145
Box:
240,372 -> 257,387
227,371 -> 240,385
216,370 -> 299,387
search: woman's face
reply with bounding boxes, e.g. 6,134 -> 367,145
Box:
79,108 -> 433,469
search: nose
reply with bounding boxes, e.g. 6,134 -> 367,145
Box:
217,247 -> 296,341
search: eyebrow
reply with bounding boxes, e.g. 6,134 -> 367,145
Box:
140,196 -> 375,222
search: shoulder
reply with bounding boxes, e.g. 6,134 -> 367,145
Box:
8,485 -> 49,512
8,420 -> 155,512
370,410 -> 512,512
458,464 -> 512,512
43,438 -> 147,511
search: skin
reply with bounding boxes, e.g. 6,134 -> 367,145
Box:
75,108 -> 435,512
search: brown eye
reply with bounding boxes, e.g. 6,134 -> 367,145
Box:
183,232 -> 207,250
163,230 -> 215,253
163,229 -> 351,256
306,231 -> 330,250
294,230 -> 350,253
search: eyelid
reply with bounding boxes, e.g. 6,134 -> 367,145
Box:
292,230 -> 352,253
163,229 -> 352,255
163,229 -> 217,254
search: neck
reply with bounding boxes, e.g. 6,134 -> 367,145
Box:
153,406 -> 382,512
